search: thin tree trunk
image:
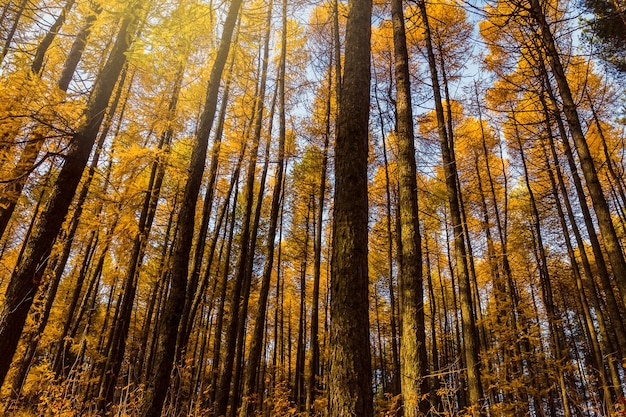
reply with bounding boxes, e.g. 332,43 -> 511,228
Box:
512,113 -> 572,417
208,168 -> 242,406
241,0 -> 286,409
140,1 -> 242,414
0,0 -> 28,65
529,0 -> 626,309
306,53 -> 331,414
391,0 -> 428,414
57,3 -> 102,92
416,0 -> 484,412
537,57 -> 626,355
97,66 -> 182,411
214,6 -> 271,415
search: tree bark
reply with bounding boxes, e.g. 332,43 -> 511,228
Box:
390,0 -> 429,414
0,3 -> 141,388
329,0 -> 374,414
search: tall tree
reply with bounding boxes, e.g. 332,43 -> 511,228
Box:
140,0 -> 243,415
0,1 -> 143,388
329,0 -> 374,414
390,0 -> 429,414
415,0 -> 485,413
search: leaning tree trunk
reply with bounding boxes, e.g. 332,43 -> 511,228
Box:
140,0 -> 243,415
0,3 -> 141,388
240,1 -> 286,411
529,0 -> 626,308
416,0 -> 484,413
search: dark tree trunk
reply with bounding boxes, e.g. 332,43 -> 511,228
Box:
0,4 -> 141,388
416,0 -> 484,412
512,113 -> 572,417
390,0 -> 428,414
306,53 -> 331,414
97,66 -> 182,411
529,0 -> 626,309
139,0 -> 242,414
241,0 -> 286,410
329,0 -> 374,414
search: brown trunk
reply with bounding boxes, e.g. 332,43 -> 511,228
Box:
512,113 -> 572,417
208,167 -> 242,406
97,66 -> 181,411
57,4 -> 102,92
416,0 -> 484,412
529,0 -> 626,310
214,6 -> 270,414
329,0 -> 374,414
373,66 -> 401,396
140,0 -> 242,414
537,57 -> 626,356
391,0 -> 428,414
242,1 -> 288,410
0,0 -> 28,65
0,4 -> 140,388
306,55 -> 331,413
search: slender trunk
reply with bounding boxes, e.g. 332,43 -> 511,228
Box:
537,58 -> 626,355
373,64 -> 401,396
97,67 -> 182,411
0,0 -> 94,240
512,113 -> 572,417
540,128 -> 615,409
306,56 -> 331,414
57,4 -> 102,92
416,1 -> 484,412
540,94 -> 624,396
391,0 -> 428,414
242,1 -> 287,410
0,0 -> 28,65
140,1 -> 242,414
295,202 -> 311,409
208,166 -> 242,406
529,0 -> 626,308
31,0 -> 76,74
177,27 -> 240,355
214,6 -> 271,414
229,93 -> 274,417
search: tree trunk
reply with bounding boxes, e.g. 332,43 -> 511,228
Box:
140,0 -> 242,414
306,52 -> 331,414
512,113 -> 572,417
97,66 -> 182,411
241,0 -> 287,410
329,0 -> 374,414
529,0 -> 626,309
416,0 -> 484,412
0,3 -> 141,388
390,0 -> 428,414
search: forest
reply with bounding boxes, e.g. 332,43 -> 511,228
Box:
0,0 -> 625,415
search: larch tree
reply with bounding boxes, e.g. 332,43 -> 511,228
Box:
415,0 -> 485,413
140,0 -> 244,415
329,0 -> 374,415
390,0 -> 429,414
0,0 -> 144,388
